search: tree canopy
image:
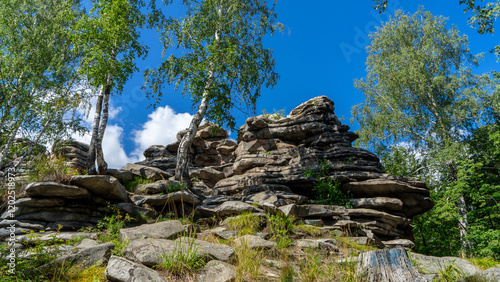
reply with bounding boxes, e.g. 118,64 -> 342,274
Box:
0,0 -> 87,168
146,0 -> 280,190
352,7 -> 499,258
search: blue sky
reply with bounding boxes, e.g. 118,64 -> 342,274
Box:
75,0 -> 500,168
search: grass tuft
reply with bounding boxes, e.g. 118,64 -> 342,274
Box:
225,211 -> 266,236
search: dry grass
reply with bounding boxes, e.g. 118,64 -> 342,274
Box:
233,240 -> 266,281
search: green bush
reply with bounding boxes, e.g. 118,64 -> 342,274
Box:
165,181 -> 185,193
304,159 -> 352,207
268,213 -> 295,248
124,176 -> 153,192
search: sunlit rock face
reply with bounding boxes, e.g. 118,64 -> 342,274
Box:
164,95 -> 434,242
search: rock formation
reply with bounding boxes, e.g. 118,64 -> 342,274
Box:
138,96 -> 434,244
0,176 -> 129,237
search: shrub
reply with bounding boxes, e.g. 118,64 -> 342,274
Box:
28,154 -> 84,184
268,213 -> 295,248
304,159 -> 352,207
123,176 -> 153,192
262,108 -> 285,120
165,181 -> 185,193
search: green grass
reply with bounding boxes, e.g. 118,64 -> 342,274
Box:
293,224 -> 322,237
225,211 -> 266,236
157,237 -> 207,276
468,257 -> 500,270
234,240 -> 265,281
335,237 -> 379,252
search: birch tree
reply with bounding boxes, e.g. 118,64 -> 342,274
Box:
76,0 -> 151,175
146,0 -> 280,192
352,8 -> 494,257
0,0 -> 85,168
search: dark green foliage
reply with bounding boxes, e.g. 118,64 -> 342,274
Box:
304,160 -> 352,207
353,7 -> 499,259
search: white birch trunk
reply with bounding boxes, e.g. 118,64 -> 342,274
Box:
0,121 -> 22,168
86,85 -> 105,175
96,73 -> 112,175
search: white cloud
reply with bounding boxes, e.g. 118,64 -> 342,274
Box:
131,106 -> 193,160
71,103 -> 193,169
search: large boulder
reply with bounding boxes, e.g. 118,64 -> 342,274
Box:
196,260 -> 236,282
197,201 -> 263,217
70,175 -> 128,202
123,237 -> 234,266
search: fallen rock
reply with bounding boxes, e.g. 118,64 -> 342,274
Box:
410,252 -> 480,277
15,198 -> 65,207
132,191 -> 200,207
117,203 -> 156,219
382,239 -> 415,249
197,260 -> 236,282
119,220 -> 185,243
123,237 -> 234,266
350,197 -> 403,212
278,204 -> 346,218
233,235 -> 276,249
481,267 -> 500,282
295,239 -> 338,251
105,255 -> 167,282
122,163 -> 172,181
42,242 -> 114,269
106,168 -> 135,184
197,201 -> 263,217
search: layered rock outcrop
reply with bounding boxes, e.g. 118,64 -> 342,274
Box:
142,96 -> 433,243
0,175 -> 129,238
2,96 -> 433,245
52,140 -> 89,169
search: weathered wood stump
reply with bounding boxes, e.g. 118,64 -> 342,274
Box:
356,248 -> 428,282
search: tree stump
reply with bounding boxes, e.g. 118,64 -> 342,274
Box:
356,248 -> 428,282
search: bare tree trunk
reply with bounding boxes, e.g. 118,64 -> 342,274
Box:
86,85 -> 105,175
96,73 -> 112,175
0,91 -> 19,134
356,248 -> 427,282
457,194 -> 470,257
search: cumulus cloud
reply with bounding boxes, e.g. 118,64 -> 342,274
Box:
131,106 -> 193,160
